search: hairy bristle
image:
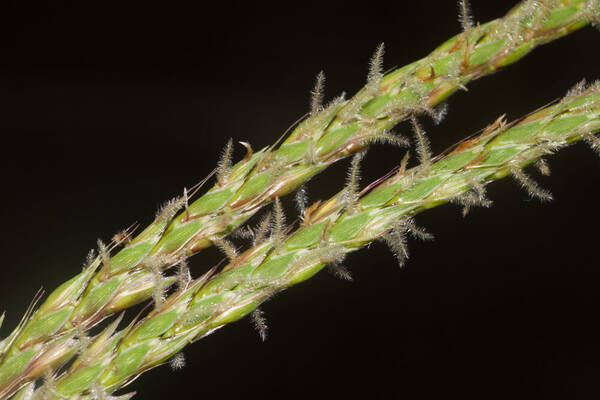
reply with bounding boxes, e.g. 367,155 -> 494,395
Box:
458,0 -> 474,31
295,184 -> 308,221
310,71 -> 326,117
432,103 -> 449,125
271,197 -> 286,250
213,237 -> 239,264
403,218 -> 434,241
362,130 -> 410,148
84,248 -> 96,271
382,221 -> 409,268
534,158 -> 551,176
169,352 -> 186,371
91,383 -> 108,400
399,151 -> 410,174
510,166 -> 553,202
452,190 -> 493,217
253,212 -> 272,247
217,138 -> 234,186
251,308 -> 268,341
410,115 -> 432,168
305,138 -> 318,165
148,260 -> 166,309
231,225 -> 255,241
41,368 -> 56,398
177,257 -> 191,291
563,79 -> 587,103
111,232 -> 130,248
344,152 -> 364,214
327,261 -> 353,281
583,131 -> 600,156
183,187 -> 190,220
75,322 -> 91,364
155,196 -> 185,223
367,43 -> 385,89
97,239 -> 111,279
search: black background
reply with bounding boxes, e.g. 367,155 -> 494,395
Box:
2,1 -> 600,399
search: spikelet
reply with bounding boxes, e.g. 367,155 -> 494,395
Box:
295,184 -> 308,220
271,197 -> 286,251
534,158 -> 551,176
97,239 -> 111,280
213,237 -> 239,265
458,0 -> 474,31
251,308 -> 268,341
169,352 -> 186,371
410,115 -> 432,168
367,43 -> 385,90
310,71 -> 326,117
217,138 -> 234,186
253,212 -> 272,247
344,152 -> 364,214
510,165 -> 553,202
